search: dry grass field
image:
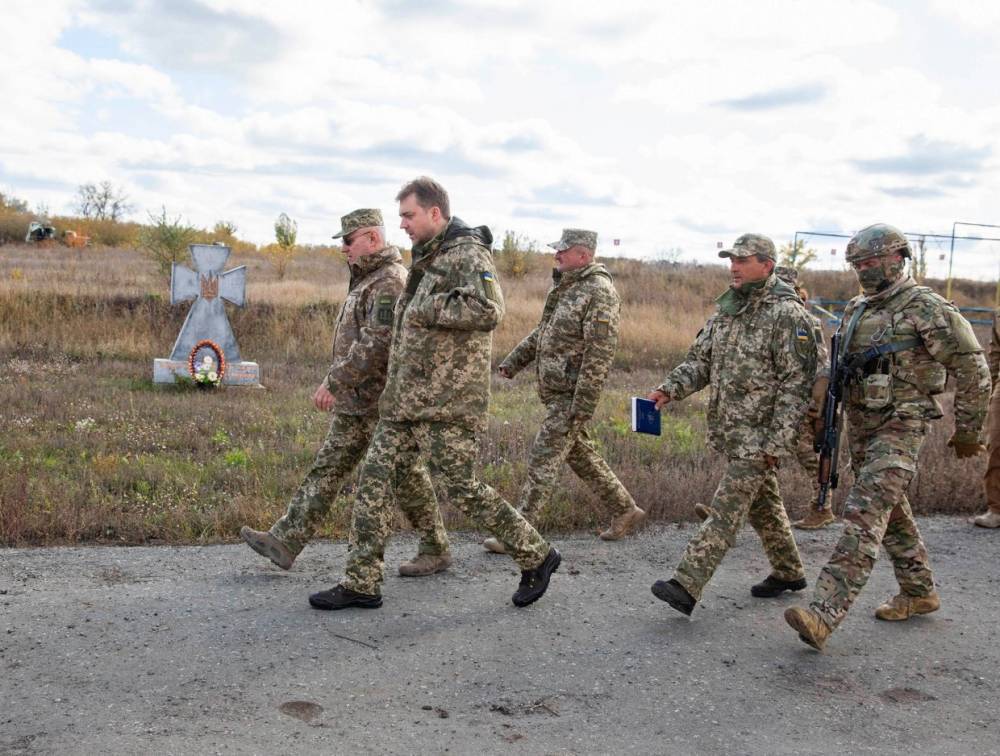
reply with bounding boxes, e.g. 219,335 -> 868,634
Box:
0,242 -> 992,546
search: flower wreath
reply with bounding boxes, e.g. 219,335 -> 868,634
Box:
188,339 -> 226,382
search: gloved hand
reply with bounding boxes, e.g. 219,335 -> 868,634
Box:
948,435 -> 986,459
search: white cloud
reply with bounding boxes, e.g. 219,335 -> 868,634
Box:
2,0 -> 1000,280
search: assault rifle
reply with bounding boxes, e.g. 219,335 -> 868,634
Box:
815,333 -> 844,510
814,328 -> 923,508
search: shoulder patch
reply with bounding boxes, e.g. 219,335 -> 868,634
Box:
376,294 -> 396,325
479,270 -> 500,302
594,313 -> 611,339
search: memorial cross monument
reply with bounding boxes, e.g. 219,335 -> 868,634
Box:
153,243 -> 261,385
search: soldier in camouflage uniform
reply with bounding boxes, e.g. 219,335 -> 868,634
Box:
481,229 -> 643,555
773,266 -> 836,530
785,223 -> 990,651
309,177 -> 560,611
973,306 -> 1000,528
648,234 -> 818,616
240,209 -> 451,577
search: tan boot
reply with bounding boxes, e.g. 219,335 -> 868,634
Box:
398,552 -> 453,577
240,526 -> 295,570
694,503 -> 713,521
599,505 -> 647,541
483,537 -> 507,554
971,510 -> 1000,528
784,606 -> 832,651
793,507 -> 836,530
875,591 -> 940,621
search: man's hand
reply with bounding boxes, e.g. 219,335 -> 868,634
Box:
498,365 -> 513,379
313,384 -> 335,412
948,435 -> 986,459
811,375 -> 829,409
762,454 -> 779,469
647,389 -> 671,411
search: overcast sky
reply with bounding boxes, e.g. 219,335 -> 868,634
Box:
3,0 -> 1000,277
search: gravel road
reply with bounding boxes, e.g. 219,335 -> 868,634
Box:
2,518 -> 999,755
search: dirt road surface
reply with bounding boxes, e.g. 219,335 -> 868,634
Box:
2,518 -> 999,755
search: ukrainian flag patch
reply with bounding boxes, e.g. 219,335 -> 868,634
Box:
796,326 -> 810,342
479,270 -> 499,302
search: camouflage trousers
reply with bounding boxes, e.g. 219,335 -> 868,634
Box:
810,415 -> 934,630
343,419 -> 551,596
983,385 -> 1000,514
674,457 -> 804,602
519,398 -> 635,520
270,412 -> 448,558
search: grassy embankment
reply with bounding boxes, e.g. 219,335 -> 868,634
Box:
0,243 -> 992,545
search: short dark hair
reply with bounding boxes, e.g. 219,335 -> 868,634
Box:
396,176 -> 450,220
755,253 -> 774,265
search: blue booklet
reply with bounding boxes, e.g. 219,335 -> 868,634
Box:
631,397 -> 661,436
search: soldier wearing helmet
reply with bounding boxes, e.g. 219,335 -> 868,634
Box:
785,223 -> 990,652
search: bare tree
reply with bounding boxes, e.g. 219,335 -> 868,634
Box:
75,181 -> 134,221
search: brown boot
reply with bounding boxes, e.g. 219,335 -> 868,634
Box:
875,591 -> 940,621
793,507 -> 836,530
240,526 -> 296,570
599,505 -> 647,541
398,552 -> 453,577
483,537 -> 507,554
971,510 -> 1000,528
784,606 -> 831,651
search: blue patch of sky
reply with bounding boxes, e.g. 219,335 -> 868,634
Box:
526,183 -> 617,207
58,25 -> 133,62
715,83 -> 829,112
0,164 -> 76,193
511,205 -> 572,221
854,136 -> 990,176
879,186 -> 947,199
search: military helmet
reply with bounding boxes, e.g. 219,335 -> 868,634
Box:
845,223 -> 911,263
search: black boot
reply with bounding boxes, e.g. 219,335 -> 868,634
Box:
512,548 -> 561,607
309,584 -> 383,610
651,578 -> 696,616
750,575 -> 807,598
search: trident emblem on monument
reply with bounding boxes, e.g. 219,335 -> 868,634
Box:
152,244 -> 261,386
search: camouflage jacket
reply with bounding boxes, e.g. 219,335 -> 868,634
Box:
838,275 -> 990,443
379,218 -> 503,427
500,263 -> 620,420
657,274 -> 818,459
322,246 -> 406,416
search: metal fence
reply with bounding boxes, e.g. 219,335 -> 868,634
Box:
810,300 -> 995,327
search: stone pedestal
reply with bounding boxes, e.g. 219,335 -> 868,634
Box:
153,358 -> 261,386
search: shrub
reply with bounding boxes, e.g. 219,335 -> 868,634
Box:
139,207 -> 197,279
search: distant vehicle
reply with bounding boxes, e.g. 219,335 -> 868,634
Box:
26,220 -> 56,243
64,229 -> 90,248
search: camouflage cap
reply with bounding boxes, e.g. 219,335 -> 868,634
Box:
331,208 -> 383,239
774,265 -> 798,284
549,228 -> 598,252
718,233 -> 776,261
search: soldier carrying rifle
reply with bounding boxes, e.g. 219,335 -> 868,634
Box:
786,223 -> 990,651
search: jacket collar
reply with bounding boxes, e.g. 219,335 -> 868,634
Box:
348,246 -> 402,285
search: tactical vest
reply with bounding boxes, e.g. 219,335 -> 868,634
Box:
840,285 -> 947,411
